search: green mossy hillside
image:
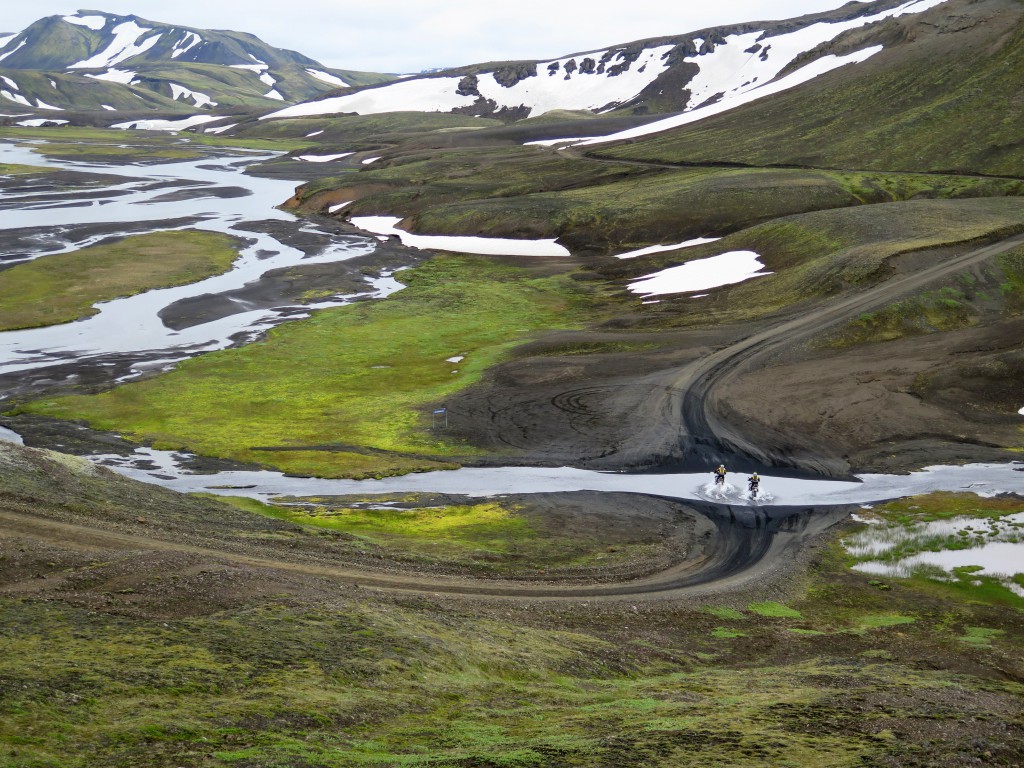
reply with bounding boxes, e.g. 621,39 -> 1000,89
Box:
592,7 -> 1024,176
294,142 -> 1024,254
609,197 -> 1024,328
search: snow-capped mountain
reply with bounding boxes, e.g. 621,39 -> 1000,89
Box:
0,10 -> 391,114
263,0 -> 948,123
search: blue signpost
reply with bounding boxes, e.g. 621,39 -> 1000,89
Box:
432,407 -> 448,429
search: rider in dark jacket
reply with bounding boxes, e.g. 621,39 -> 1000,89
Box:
748,472 -> 761,496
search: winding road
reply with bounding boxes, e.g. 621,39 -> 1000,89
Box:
610,231 -> 1024,477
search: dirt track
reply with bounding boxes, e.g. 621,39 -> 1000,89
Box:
0,500 -> 847,603
447,232 -> 1024,478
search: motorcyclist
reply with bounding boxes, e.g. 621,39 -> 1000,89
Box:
748,472 -> 761,496
713,464 -> 727,485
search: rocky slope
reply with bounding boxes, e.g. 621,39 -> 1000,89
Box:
0,10 -> 392,116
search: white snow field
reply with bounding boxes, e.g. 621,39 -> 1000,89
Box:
573,0 -> 948,146
297,153 -> 354,162
69,21 -> 161,70
169,83 -> 217,108
613,238 -> 721,260
628,251 -> 771,296
62,14 -> 107,30
306,69 -> 348,88
84,68 -> 138,84
16,118 -> 69,127
351,216 -> 571,257
35,99 -> 64,111
170,32 -> 202,59
266,0 -> 947,124
0,41 -> 27,64
0,90 -> 31,107
112,115 -> 226,131
264,45 -> 675,120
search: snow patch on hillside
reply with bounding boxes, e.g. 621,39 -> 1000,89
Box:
614,238 -> 721,260
266,45 -> 674,120
351,216 -> 571,257
69,21 -> 161,69
170,31 -> 202,59
263,77 -> 477,119
0,76 -> 16,90
307,68 -> 348,87
0,90 -> 31,107
577,46 -> 883,147
297,153 -> 354,162
35,99 -> 63,111
170,83 -> 217,108
478,45 -> 674,116
571,0 -> 947,146
264,89 -> 284,101
0,35 -> 16,49
113,114 -> 223,131
85,68 -> 137,84
62,14 -> 107,30
0,41 -> 27,64
628,251 -> 771,296
17,118 -> 69,126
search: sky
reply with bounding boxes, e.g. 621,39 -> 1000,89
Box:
2,1 -> 868,73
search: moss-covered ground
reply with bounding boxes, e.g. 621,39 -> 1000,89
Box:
216,494 -> 667,577
20,255 -> 598,478
0,162 -> 53,175
605,197 -> 1024,329
0,230 -> 242,331
2,492 -> 1023,767
293,144 -> 1024,253
0,127 -> 310,162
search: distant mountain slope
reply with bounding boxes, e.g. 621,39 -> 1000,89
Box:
0,10 -> 392,114
261,0 -> 948,123
587,0 -> 1024,177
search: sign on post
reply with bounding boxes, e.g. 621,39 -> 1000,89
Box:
432,407 -> 448,429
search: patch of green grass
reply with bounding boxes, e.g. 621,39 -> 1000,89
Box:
958,627 -> 1005,648
21,255 -> 594,478
0,230 -> 242,330
873,493 -> 1024,525
829,289 -> 977,347
226,496 -> 537,560
711,627 -> 748,639
747,602 -> 803,619
24,142 -> 203,161
0,162 -> 53,175
214,494 -> 668,575
852,615 -> 917,632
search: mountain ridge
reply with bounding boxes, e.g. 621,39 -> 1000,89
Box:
0,10 -> 393,116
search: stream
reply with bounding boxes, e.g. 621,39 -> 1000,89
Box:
0,140 -> 387,380
1,138 -> 1023,512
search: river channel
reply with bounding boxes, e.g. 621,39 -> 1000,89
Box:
1,138 -> 1023,511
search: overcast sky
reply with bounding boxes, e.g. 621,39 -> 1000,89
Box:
4,1 -> 866,73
